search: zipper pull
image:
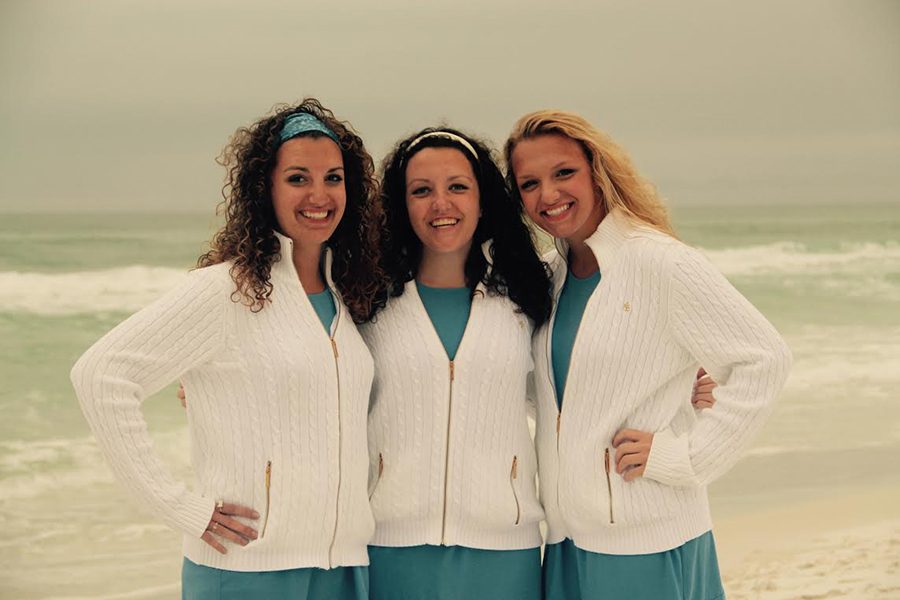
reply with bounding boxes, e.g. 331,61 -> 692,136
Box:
378,453 -> 384,477
449,360 -> 455,381
330,338 -> 339,358
265,460 -> 272,488
556,413 -> 561,434
511,456 -> 518,479
604,448 -> 610,474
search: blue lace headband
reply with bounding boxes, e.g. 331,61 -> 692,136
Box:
279,112 -> 340,145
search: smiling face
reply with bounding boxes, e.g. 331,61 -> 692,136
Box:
271,135 -> 346,251
404,147 -> 480,262
510,133 -> 604,243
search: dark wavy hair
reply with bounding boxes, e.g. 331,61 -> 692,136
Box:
197,98 -> 388,323
379,127 -> 552,326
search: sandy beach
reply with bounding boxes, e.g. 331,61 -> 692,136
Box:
716,486 -> 900,599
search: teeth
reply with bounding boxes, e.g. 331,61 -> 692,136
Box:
431,218 -> 459,228
301,210 -> 329,220
545,203 -> 572,217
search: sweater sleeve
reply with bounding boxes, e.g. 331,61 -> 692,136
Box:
643,248 -> 792,488
70,266 -> 229,537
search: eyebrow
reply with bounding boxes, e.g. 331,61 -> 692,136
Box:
407,174 -> 474,185
284,166 -> 344,173
515,160 -> 573,180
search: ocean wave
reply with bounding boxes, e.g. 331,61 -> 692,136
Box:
1,241 -> 898,315
0,430 -> 191,501
0,266 -> 187,315
703,241 -> 900,277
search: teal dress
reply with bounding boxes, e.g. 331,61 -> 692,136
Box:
307,288 -> 337,333
181,289 -> 366,600
545,268 -> 725,600
367,282 -> 542,600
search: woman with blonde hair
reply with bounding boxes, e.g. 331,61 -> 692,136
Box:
505,110 -> 792,599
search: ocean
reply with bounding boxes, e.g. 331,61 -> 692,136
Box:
1,205 -> 898,599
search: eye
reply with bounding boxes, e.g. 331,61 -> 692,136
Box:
326,173 -> 344,184
410,185 -> 431,197
519,179 -> 538,192
449,183 -> 469,192
555,168 -> 576,178
287,174 -> 306,184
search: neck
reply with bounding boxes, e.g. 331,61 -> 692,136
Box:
565,203 -> 606,278
292,241 -> 326,294
417,245 -> 470,288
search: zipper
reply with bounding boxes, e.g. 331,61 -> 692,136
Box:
604,448 -> 615,524
261,460 -> 272,537
413,282 -> 475,547
547,267 -> 597,515
326,297 -> 343,568
510,456 -> 521,525
440,360 -> 455,544
546,285 -> 564,512
369,453 -> 384,501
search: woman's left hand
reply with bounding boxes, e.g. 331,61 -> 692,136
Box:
691,368 -> 717,409
612,429 -> 654,481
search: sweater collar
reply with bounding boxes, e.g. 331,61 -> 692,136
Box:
551,208 -> 634,291
271,230 -> 336,291
404,239 -> 494,295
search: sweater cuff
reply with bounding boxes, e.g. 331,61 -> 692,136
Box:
177,494 -> 217,539
644,429 -> 698,488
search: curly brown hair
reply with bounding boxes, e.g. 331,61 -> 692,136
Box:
198,98 -> 388,323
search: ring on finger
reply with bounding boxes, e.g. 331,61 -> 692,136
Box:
216,499 -> 225,511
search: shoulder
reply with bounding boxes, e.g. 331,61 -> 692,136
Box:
184,262 -> 235,294
541,247 -> 565,277
621,228 -> 711,279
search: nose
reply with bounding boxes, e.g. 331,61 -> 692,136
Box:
306,181 -> 329,205
431,188 -> 453,211
540,181 -> 561,204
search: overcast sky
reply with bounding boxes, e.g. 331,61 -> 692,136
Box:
1,0 -> 898,212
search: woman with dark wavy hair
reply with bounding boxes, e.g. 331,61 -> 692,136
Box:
361,127 -> 552,600
71,99 -> 386,600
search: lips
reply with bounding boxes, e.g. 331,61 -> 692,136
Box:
429,217 -> 460,228
298,209 -> 333,222
540,202 -> 575,221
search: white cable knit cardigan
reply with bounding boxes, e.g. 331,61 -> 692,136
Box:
361,265 -> 545,551
533,209 -> 792,554
71,232 -> 375,571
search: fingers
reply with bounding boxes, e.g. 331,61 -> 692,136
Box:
616,449 -> 647,474
612,429 -> 649,447
694,380 -> 717,394
213,513 -> 258,542
201,530 -> 227,554
612,430 -> 654,480
623,465 -> 645,482
177,383 -> 186,409
696,367 -> 707,380
219,503 -> 260,520
201,502 -> 260,552
209,520 -> 252,546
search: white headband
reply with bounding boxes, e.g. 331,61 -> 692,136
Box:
405,131 -> 479,163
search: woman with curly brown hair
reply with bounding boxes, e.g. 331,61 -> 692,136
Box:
71,99 -> 387,600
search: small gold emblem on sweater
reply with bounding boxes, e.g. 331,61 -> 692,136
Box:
623,302 -> 631,312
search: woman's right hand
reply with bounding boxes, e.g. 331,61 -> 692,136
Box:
201,502 -> 260,554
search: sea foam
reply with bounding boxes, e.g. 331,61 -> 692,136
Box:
2,241 -> 898,315
0,266 -> 187,315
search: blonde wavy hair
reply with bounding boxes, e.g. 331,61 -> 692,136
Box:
504,109 -> 676,238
